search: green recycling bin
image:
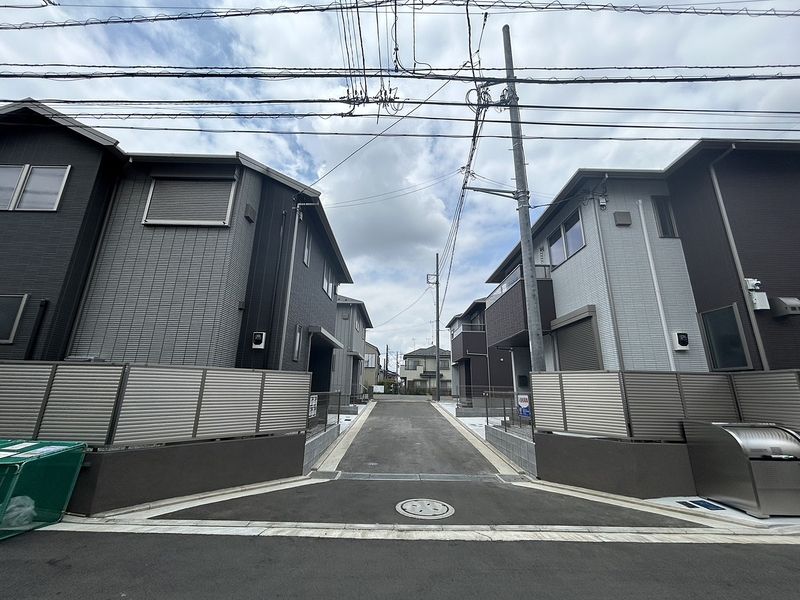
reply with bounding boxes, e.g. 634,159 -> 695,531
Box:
0,439 -> 86,541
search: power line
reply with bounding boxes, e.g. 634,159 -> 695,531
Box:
4,69 -> 800,85
7,98 -> 800,118
2,0 -> 799,31
373,287 -> 432,328
35,110 -> 800,132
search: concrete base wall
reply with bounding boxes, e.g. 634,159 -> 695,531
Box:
303,425 -> 340,474
485,426 -> 537,476
534,433 -> 697,499
68,434 -> 305,516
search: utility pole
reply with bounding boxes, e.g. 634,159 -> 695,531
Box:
502,24 -> 546,373
427,254 -> 441,403
385,343 -> 389,381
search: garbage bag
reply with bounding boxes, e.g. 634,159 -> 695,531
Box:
1,496 -> 36,527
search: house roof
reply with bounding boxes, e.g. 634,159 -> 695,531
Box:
0,99 -> 124,158
403,345 -> 450,358
0,99 -> 352,284
365,341 -> 381,355
446,297 -> 487,329
486,138 -> 800,284
336,294 -> 373,328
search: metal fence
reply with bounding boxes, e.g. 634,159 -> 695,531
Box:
306,390 -> 343,437
0,361 -> 312,447
530,369 -> 800,442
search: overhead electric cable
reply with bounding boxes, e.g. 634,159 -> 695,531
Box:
373,287 -> 432,328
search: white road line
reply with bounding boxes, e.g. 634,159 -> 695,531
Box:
316,400 -> 377,472
95,476 -> 328,520
430,401 -> 518,476
42,520 -> 800,544
510,481 -> 758,530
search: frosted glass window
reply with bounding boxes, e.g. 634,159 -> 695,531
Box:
0,166 -> 24,210
16,166 -> 69,210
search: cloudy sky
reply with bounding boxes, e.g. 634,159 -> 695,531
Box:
1,0 -> 798,370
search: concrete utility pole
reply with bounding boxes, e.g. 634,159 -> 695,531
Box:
427,254 -> 441,402
385,343 -> 389,380
503,24 -> 546,373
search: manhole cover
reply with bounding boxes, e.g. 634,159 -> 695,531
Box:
396,498 -> 455,520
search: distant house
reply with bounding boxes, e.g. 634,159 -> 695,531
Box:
400,345 -> 451,395
362,341 -> 381,389
481,138 -> 800,399
330,294 -> 373,402
0,100 -> 353,393
447,298 -> 513,403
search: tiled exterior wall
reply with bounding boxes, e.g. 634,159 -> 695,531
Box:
599,179 -> 708,372
533,198 -> 620,370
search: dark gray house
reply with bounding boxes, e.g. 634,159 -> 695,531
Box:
484,138 -> 800,391
1,100 -> 352,392
447,298 -> 513,403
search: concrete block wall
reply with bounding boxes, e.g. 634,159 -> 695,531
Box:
485,425 -> 537,476
303,424 -> 340,474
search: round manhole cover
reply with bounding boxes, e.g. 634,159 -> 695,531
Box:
396,498 -> 455,520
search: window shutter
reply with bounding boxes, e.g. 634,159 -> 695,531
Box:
144,178 -> 234,225
557,317 -> 602,370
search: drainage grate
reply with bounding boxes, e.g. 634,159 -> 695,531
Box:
396,498 -> 455,520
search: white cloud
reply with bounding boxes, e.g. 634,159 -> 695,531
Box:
1,1 -> 798,356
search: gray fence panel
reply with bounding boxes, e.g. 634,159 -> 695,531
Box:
38,364 -> 123,444
0,363 -> 53,438
733,371 -> 800,431
623,372 -> 684,441
561,372 -> 628,437
196,370 -> 262,438
260,371 -> 312,432
680,373 -> 739,422
113,366 -> 202,444
531,372 -> 564,430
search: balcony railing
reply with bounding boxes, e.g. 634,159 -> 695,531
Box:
451,322 -> 486,338
485,264 -> 551,308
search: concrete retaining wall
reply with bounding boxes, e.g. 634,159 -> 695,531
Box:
485,425 -> 537,477
303,425 -> 341,474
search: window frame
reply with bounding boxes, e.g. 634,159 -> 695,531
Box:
142,175 -> 237,227
303,227 -> 311,267
652,195 -> 679,239
2,164 -> 71,212
292,324 -> 302,362
322,262 -> 335,299
698,303 -> 752,371
548,208 -> 585,269
0,293 -> 29,344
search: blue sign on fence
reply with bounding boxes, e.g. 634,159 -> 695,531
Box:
517,394 -> 531,418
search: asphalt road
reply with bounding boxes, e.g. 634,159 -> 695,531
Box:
337,397 -> 497,474
3,532 -> 799,600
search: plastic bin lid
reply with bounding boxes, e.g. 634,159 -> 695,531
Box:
0,440 -> 86,465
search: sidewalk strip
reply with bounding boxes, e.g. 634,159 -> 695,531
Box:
316,400 -> 377,472
429,401 -> 518,476
42,520 -> 800,544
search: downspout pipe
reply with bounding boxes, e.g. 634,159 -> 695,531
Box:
592,176 -> 626,371
637,199 -> 677,372
708,144 -> 770,370
278,201 -> 318,370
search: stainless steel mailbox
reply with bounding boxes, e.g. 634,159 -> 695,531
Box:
683,421 -> 800,518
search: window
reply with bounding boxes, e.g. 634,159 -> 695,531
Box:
1,165 -> 70,211
143,178 -> 235,226
548,209 -> 584,267
303,228 -> 311,266
439,359 -> 449,370
653,196 -> 678,238
0,294 -> 28,344
322,263 -> 335,299
354,313 -> 360,332
366,354 -> 377,368
406,359 -> 420,370
701,305 -> 750,370
292,324 -> 302,362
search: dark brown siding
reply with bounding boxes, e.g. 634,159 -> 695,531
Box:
716,149 -> 800,370
485,279 -> 555,348
667,148 -> 763,369
451,330 -> 487,362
